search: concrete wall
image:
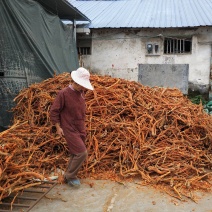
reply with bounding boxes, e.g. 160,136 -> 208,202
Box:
138,64 -> 189,94
79,27 -> 212,94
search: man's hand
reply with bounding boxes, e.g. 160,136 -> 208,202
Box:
56,127 -> 64,137
55,123 -> 64,137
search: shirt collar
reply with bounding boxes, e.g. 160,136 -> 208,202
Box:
69,84 -> 75,91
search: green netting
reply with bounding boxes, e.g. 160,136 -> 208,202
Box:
0,0 -> 79,128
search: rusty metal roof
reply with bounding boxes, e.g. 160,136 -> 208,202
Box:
67,0 -> 212,28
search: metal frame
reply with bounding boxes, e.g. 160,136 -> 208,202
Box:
0,181 -> 57,212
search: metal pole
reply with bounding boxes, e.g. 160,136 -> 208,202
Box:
209,44 -> 212,100
73,19 -> 76,42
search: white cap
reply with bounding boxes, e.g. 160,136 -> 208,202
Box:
71,67 -> 94,90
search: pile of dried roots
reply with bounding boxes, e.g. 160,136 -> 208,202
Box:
0,72 -> 212,202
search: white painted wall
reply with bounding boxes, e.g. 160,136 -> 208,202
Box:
79,27 -> 212,93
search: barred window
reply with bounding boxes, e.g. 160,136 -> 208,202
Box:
164,37 -> 192,54
77,33 -> 92,55
77,47 -> 91,55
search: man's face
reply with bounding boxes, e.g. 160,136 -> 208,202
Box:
74,82 -> 86,92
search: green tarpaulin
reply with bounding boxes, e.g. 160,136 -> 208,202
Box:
0,0 -> 79,129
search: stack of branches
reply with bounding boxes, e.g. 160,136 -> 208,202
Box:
0,72 -> 212,202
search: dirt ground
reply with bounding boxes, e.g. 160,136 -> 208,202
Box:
30,179 -> 212,212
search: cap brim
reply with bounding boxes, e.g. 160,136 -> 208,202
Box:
71,71 -> 94,90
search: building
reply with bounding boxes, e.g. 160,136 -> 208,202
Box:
67,0 -> 212,97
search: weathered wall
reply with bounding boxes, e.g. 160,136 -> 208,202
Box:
138,64 -> 189,94
80,27 -> 212,95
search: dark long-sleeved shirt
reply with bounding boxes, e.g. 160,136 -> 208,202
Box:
50,86 -> 87,154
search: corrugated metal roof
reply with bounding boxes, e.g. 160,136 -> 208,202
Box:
67,0 -> 212,28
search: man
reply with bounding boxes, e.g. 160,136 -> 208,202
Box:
50,67 -> 94,187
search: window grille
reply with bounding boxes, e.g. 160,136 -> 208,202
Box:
164,37 -> 192,54
77,47 -> 91,55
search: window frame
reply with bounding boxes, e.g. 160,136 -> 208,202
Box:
163,37 -> 192,55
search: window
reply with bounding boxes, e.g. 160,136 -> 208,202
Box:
77,47 -> 91,55
77,34 -> 92,55
164,37 -> 192,54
